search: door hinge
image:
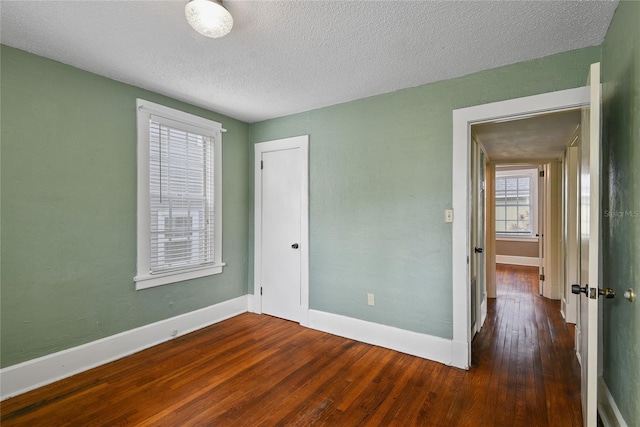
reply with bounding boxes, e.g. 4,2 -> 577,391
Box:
261,160 -> 263,170
539,274 -> 545,281
539,170 -> 545,178
260,287 -> 263,295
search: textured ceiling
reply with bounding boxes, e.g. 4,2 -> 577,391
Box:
0,0 -> 618,123
473,110 -> 581,162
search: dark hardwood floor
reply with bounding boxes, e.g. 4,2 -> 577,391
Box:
1,265 -> 581,426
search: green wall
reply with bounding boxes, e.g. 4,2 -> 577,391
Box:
249,46 -> 600,339
0,45 -> 251,368
601,1 -> 640,425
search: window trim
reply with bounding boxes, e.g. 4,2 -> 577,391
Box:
135,99 -> 225,290
495,167 -> 538,239
495,236 -> 539,243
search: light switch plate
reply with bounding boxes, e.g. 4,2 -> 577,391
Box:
445,209 -> 454,223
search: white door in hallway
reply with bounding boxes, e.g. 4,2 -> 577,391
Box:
470,139 -> 486,336
254,136 -> 309,323
577,62 -> 601,427
538,164 -> 546,295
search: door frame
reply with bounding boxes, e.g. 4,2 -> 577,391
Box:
253,135 -> 310,325
451,87 -> 590,369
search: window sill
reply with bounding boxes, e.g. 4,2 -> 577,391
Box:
134,263 -> 226,290
496,236 -> 539,243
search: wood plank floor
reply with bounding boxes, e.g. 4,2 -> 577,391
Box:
1,265 -> 581,426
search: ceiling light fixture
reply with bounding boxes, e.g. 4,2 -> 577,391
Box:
185,0 -> 233,38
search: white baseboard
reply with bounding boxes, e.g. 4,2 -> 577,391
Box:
496,255 -> 540,267
307,309 -> 456,367
0,295 -> 248,401
598,376 -> 628,427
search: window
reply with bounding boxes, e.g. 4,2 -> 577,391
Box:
495,168 -> 538,238
135,99 -> 224,290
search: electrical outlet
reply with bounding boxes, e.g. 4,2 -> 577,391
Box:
445,209 -> 454,223
367,293 -> 375,306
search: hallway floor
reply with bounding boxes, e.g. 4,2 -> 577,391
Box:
470,264 -> 582,425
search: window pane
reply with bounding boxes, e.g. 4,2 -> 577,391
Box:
518,206 -> 530,221
506,206 -> 518,220
518,177 -> 530,190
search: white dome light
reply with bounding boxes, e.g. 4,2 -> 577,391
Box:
185,0 -> 233,39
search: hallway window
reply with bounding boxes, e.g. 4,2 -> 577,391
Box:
495,169 -> 537,237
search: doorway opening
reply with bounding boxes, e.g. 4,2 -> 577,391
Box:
471,109 -> 581,322
451,86 -> 590,369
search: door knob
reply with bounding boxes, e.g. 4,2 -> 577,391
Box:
598,288 -> 615,299
572,284 -> 588,295
291,243 -> 299,249
474,247 -> 483,254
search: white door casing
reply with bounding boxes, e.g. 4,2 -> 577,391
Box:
452,87 -> 590,369
254,135 -> 309,325
485,162 -> 497,300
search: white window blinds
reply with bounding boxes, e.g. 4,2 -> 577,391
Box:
148,117 -> 215,274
